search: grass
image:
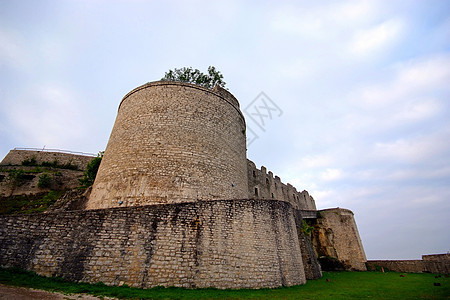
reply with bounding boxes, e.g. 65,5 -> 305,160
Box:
0,267 -> 448,299
0,190 -> 64,215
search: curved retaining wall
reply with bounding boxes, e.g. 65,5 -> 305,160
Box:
88,81 -> 248,209
0,199 -> 306,289
0,150 -> 93,171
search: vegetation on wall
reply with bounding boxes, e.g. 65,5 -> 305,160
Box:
21,156 -> 79,170
7,169 -> 26,187
0,190 -> 64,215
37,173 -> 52,188
21,156 -> 37,166
79,152 -> 103,188
161,66 -> 226,89
301,220 -> 315,237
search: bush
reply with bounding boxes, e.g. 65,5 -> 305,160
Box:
161,66 -> 226,89
79,152 -> 103,188
41,159 -> 78,170
21,156 -> 37,166
301,220 -> 314,236
38,173 -> 52,188
8,169 -> 26,186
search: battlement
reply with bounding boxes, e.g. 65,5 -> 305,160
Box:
247,159 -> 316,211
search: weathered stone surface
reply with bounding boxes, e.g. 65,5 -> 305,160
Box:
293,210 -> 322,279
0,199 -> 306,289
0,150 -> 93,171
311,208 -> 367,271
88,81 -> 248,209
367,254 -> 450,274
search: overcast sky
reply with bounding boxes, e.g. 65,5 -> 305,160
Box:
1,0 -> 449,260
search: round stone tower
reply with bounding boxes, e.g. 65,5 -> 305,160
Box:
87,81 -> 248,209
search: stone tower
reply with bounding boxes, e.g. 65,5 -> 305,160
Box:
87,81 -> 248,209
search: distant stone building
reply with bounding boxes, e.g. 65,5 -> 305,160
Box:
0,81 -> 367,289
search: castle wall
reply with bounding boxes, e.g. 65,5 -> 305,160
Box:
293,210 -> 322,279
0,150 -> 93,171
0,199 -> 306,289
311,208 -> 367,271
367,254 -> 450,274
247,160 -> 316,210
88,82 -> 248,209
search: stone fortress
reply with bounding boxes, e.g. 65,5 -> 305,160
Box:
0,81 -> 368,289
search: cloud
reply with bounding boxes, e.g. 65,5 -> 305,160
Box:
372,131 -> 449,164
6,85 -> 88,148
0,29 -> 30,71
349,18 -> 404,56
270,0 -> 377,38
300,154 -> 335,168
355,54 -> 450,107
320,168 -> 343,181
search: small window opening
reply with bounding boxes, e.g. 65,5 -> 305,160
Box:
271,193 -> 274,198
252,170 -> 256,177
254,187 -> 259,196
266,178 -> 269,185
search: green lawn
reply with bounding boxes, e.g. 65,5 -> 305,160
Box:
0,267 -> 448,299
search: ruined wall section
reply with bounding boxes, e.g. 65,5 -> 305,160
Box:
293,210 -> 322,279
247,160 -> 316,210
367,254 -> 450,274
88,82 -> 248,209
0,150 -> 93,171
311,208 -> 367,271
0,199 -> 306,289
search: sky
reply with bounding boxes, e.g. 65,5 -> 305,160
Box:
0,0 -> 449,260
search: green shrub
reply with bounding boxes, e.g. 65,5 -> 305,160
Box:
8,169 -> 26,186
21,156 -> 37,166
161,66 -> 226,89
41,159 -> 78,170
79,152 -> 103,188
37,173 -> 52,188
301,220 -> 314,236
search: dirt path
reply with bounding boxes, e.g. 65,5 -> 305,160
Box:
0,284 -> 111,299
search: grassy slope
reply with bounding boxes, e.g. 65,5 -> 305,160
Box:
0,190 -> 64,215
0,268 -> 448,299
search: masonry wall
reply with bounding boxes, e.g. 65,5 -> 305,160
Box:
0,150 -> 93,171
88,82 -> 248,209
0,199 -> 306,289
367,254 -> 450,274
247,160 -> 316,210
311,208 -> 367,271
293,210 -> 322,279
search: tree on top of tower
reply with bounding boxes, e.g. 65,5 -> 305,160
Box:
161,66 -> 226,89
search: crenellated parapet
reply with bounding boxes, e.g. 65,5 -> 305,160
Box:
247,159 -> 317,211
